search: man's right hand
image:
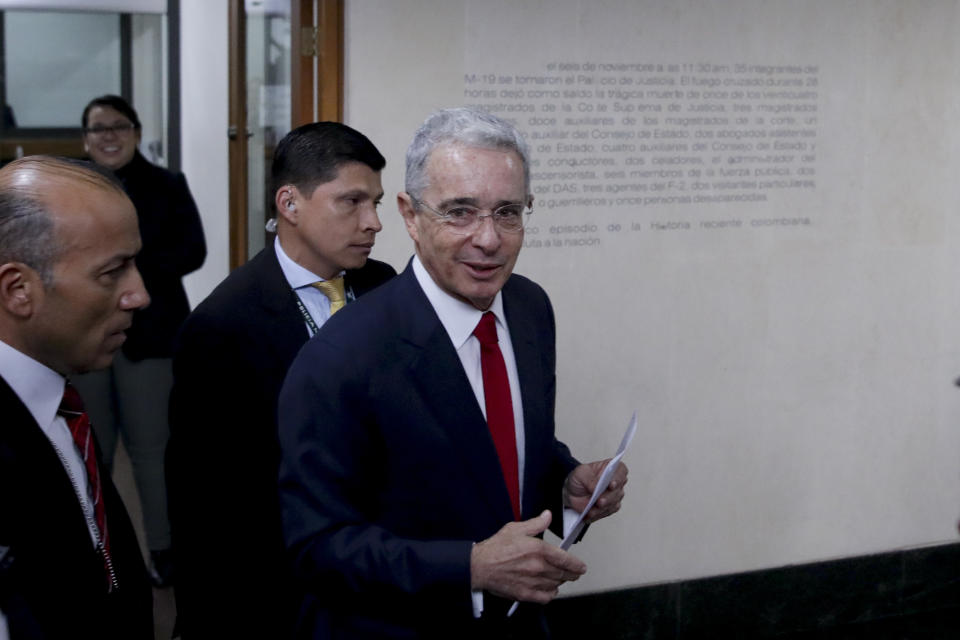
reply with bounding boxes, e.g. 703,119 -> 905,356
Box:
469,510 -> 586,604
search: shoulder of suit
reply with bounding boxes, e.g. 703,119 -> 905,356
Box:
368,258 -> 398,276
504,271 -> 549,299
0,375 -> 40,453
124,154 -> 183,185
313,267 -> 412,341
348,258 -> 397,283
182,249 -> 278,324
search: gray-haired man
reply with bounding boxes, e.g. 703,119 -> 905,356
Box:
278,108 -> 628,638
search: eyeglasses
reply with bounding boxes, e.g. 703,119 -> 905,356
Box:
415,199 -> 532,234
84,123 -> 136,136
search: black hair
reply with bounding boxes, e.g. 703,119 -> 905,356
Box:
81,94 -> 142,130
270,122 -> 385,202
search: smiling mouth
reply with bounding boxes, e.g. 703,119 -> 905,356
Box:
463,262 -> 502,277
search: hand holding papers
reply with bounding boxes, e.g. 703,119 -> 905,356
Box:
506,411 -> 637,616
560,411 -> 637,549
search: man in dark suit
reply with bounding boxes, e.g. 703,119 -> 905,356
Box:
76,94 -> 207,587
0,156 -> 153,638
278,108 -> 628,638
166,122 -> 395,638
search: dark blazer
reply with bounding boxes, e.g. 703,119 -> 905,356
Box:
114,151 -> 206,361
0,375 -> 153,639
278,262 -> 579,639
166,245 -> 395,639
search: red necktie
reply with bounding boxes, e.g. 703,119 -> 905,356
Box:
58,383 -> 114,589
473,312 -> 521,521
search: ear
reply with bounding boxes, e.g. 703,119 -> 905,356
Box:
0,262 -> 40,318
397,192 -> 420,243
275,185 -> 299,225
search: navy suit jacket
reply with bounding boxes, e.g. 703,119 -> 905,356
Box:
167,245 -> 395,639
278,262 -> 578,638
0,375 -> 152,639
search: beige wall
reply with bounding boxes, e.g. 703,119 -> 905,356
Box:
343,0 -> 960,596
180,0 -> 231,307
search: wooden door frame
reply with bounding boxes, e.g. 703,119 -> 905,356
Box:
227,0 -> 247,270
228,0 -> 344,270
315,0 -> 344,124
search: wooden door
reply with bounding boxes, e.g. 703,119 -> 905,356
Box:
227,0 -> 343,269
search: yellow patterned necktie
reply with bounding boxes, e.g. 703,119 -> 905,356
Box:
312,277 -> 346,315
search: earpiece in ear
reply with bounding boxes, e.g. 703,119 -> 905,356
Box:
287,202 -> 295,211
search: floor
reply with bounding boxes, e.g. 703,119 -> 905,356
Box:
113,442 -> 177,640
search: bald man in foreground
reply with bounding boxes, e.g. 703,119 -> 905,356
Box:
0,156 -> 153,638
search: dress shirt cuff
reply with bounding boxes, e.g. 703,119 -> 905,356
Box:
470,541 -> 484,617
470,505 -> 580,619
563,506 -> 580,540
471,588 -> 484,618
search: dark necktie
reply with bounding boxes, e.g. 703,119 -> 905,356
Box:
473,312 -> 520,520
58,383 -> 114,588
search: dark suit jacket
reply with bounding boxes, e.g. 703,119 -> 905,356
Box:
278,262 -> 579,639
0,375 -> 153,639
166,245 -> 395,639
114,151 -> 206,361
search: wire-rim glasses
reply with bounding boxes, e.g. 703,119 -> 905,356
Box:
84,123 -> 137,137
415,198 -> 532,234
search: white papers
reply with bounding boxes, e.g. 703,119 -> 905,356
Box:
559,410 -> 637,550
507,411 -> 637,616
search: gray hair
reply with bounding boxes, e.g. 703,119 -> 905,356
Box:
0,156 -> 124,285
404,107 -> 531,201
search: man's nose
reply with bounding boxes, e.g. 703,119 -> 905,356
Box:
470,214 -> 502,252
361,203 -> 383,233
120,267 -> 150,310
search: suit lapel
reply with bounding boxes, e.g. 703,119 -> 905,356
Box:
344,261 -> 382,297
256,246 -> 311,353
398,267 -> 517,524
0,374 -> 98,551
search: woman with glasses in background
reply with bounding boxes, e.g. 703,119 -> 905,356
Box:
75,94 -> 206,589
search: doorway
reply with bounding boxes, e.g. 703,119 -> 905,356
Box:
227,0 -> 343,268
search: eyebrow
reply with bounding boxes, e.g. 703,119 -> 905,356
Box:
89,119 -> 133,127
338,189 -> 382,200
96,252 -> 136,270
435,196 -> 522,209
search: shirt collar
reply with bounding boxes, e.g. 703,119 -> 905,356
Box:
274,236 -> 344,289
412,254 -> 506,350
0,338 -> 66,431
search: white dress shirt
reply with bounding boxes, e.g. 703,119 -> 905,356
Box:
412,255 -> 527,498
275,236 -> 354,336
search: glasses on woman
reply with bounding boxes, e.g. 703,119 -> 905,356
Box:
415,199 -> 532,234
84,123 -> 136,136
